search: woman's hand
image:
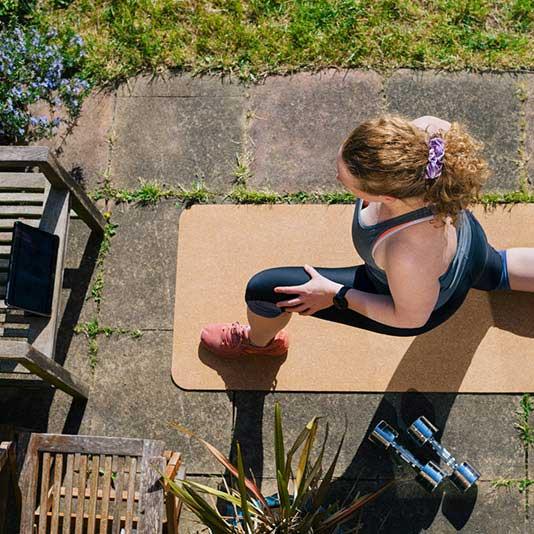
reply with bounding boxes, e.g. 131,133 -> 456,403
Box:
274,264 -> 344,316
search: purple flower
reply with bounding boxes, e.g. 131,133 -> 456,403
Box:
71,36 -> 84,47
425,137 -> 445,180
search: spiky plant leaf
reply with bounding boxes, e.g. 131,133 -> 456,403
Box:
284,418 -> 319,485
165,477 -> 234,533
171,421 -> 271,516
317,479 -> 396,532
274,402 -> 288,504
312,416 -> 348,510
236,441 -> 254,532
295,417 -> 319,499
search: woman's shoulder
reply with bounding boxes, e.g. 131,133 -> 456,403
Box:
377,220 -> 450,278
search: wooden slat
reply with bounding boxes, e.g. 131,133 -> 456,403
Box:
0,205 -> 42,217
112,456 -> 123,534
36,510 -> 141,523
0,147 -> 105,234
63,454 -> 74,534
19,436 -> 41,532
164,451 -> 183,534
0,233 -> 12,242
26,187 -> 69,359
0,342 -> 90,399
75,454 -> 87,534
0,314 -> 33,324
139,440 -> 166,534
99,455 -> 112,534
0,192 -> 43,203
0,172 -> 46,190
0,218 -> 39,229
57,485 -> 140,502
125,456 -> 137,532
0,246 -> 10,255
38,452 -> 52,534
14,434 -> 146,458
50,453 -> 63,534
0,327 -> 28,338
87,455 -> 99,534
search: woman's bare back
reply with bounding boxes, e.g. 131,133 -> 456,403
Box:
360,201 -> 458,279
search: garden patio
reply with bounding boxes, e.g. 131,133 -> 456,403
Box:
1,67 -> 533,532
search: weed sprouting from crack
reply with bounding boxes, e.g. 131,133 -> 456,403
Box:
75,318 -> 142,369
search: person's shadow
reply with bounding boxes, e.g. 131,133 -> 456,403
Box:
224,287 -> 533,533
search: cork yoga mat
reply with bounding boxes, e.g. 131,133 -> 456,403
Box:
172,204 -> 534,393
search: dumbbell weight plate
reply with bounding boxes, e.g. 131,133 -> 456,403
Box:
408,415 -> 439,446
449,461 -> 481,492
368,420 -> 398,448
415,460 -> 446,493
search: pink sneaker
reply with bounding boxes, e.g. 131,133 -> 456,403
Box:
200,321 -> 289,358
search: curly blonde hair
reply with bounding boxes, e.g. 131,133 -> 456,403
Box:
341,113 -> 491,226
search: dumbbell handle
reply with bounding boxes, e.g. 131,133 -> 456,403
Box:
390,441 -> 424,472
427,436 -> 458,469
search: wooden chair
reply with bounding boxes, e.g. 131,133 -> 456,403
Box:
18,433 -> 185,533
0,146 -> 106,399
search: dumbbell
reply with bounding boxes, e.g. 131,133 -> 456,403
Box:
407,416 -> 480,492
369,420 -> 446,493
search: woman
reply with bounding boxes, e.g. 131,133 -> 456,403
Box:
200,114 -> 534,358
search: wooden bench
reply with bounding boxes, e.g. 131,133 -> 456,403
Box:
18,433 -> 185,533
0,146 -> 106,399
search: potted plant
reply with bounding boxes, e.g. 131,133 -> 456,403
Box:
165,402 -> 394,533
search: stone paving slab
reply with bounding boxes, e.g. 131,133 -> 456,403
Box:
59,218 -> 100,333
86,332 -> 234,473
338,479 -> 526,533
99,201 -> 181,330
246,69 -> 384,192
110,75 -> 247,190
116,71 -> 245,98
176,476 -> 527,534
232,392 -> 524,481
524,74 -> 534,191
28,89 -> 115,192
386,69 -> 522,192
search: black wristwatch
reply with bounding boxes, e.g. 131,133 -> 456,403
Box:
333,285 -> 351,310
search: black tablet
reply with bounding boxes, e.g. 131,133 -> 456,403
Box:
6,222 -> 59,317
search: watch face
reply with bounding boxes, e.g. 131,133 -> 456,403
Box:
334,294 -> 347,309
334,287 -> 349,309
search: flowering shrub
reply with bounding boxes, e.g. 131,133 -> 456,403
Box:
0,23 -> 92,144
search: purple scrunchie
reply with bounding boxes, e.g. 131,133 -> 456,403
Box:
425,136 -> 445,180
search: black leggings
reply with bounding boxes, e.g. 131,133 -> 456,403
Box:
244,211 -> 511,337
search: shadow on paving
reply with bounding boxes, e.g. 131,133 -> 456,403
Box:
221,289 -> 530,533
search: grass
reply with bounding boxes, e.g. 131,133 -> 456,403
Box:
74,318 -> 142,369
88,216 -> 118,307
28,0 -> 534,88
91,178 -> 534,208
491,394 -> 534,517
91,178 -> 215,206
515,393 -> 534,446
